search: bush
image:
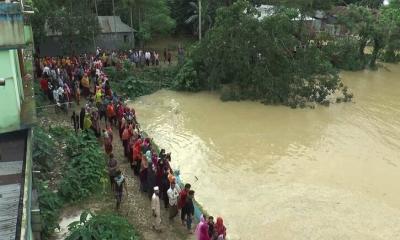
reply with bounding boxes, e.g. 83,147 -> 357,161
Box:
66,211 -> 140,240
173,60 -> 201,91
323,39 -> 367,71
58,131 -> 107,202
110,66 -> 178,99
37,181 -> 63,239
33,127 -> 57,176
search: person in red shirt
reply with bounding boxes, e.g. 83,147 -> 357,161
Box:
40,76 -> 48,94
178,183 -> 191,225
107,102 -> 116,126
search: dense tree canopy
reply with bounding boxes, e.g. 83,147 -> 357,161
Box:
31,0 -> 100,54
190,0 -> 340,107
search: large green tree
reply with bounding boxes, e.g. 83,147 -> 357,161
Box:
191,0 -> 340,106
117,0 -> 175,44
379,0 -> 400,62
31,0 -> 100,54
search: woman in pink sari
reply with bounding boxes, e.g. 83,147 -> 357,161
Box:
197,222 -> 210,240
195,215 -> 208,239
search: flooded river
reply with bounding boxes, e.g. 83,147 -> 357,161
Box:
130,64 -> 400,240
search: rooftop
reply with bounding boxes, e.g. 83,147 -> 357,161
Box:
98,16 -> 135,33
0,130 -> 28,240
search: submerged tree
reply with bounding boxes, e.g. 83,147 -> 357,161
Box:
190,0 -> 341,107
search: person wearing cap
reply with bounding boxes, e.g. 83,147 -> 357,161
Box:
151,186 -> 161,232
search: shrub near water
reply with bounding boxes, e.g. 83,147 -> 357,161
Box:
58,130 -> 107,202
66,211 -> 140,240
109,66 -> 177,99
322,39 -> 367,71
36,181 -> 63,239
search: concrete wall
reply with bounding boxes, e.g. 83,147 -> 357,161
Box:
0,2 -> 25,48
0,49 -> 23,130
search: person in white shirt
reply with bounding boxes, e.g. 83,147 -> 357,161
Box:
151,186 -> 161,232
167,181 -> 180,220
43,66 -> 50,76
145,51 -> 151,66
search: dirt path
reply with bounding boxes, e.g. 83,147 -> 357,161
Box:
38,104 -> 196,240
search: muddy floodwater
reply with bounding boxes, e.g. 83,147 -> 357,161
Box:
130,64 -> 400,240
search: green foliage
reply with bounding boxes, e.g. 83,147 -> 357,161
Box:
32,127 -> 57,175
33,81 -> 48,112
66,211 -> 140,240
336,4 -> 389,68
191,0 -> 341,107
31,0 -> 100,54
120,0 -> 176,43
379,5 -> 400,62
323,38 -> 367,70
58,131 -> 107,202
37,181 -> 63,239
169,0 -> 224,34
108,63 -> 177,98
184,1 -> 213,36
173,59 -> 201,91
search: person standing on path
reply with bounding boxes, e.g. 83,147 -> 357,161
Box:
151,186 -> 162,232
71,111 -> 79,134
178,183 -> 191,225
107,153 -> 118,191
214,217 -> 227,240
114,170 -> 128,210
167,181 -> 179,220
183,190 -> 195,233
79,107 -> 85,130
167,50 -> 172,65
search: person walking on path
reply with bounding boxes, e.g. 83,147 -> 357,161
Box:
151,186 -> 162,232
114,170 -> 128,210
107,154 -> 118,191
167,181 -> 179,220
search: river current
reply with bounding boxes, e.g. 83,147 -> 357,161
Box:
130,64 -> 400,240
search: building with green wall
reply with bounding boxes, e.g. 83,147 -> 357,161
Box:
0,1 -> 37,240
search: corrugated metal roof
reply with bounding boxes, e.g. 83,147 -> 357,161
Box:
0,184 -> 20,240
97,16 -> 135,33
0,130 -> 27,240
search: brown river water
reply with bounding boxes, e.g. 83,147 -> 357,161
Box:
130,64 -> 400,240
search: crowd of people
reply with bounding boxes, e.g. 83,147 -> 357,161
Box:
36,50 -> 226,240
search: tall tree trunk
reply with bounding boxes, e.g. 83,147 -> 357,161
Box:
130,7 -> 134,47
199,0 -> 202,41
358,38 -> 367,67
370,37 -> 382,68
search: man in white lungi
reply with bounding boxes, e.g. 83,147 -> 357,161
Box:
151,186 -> 161,232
